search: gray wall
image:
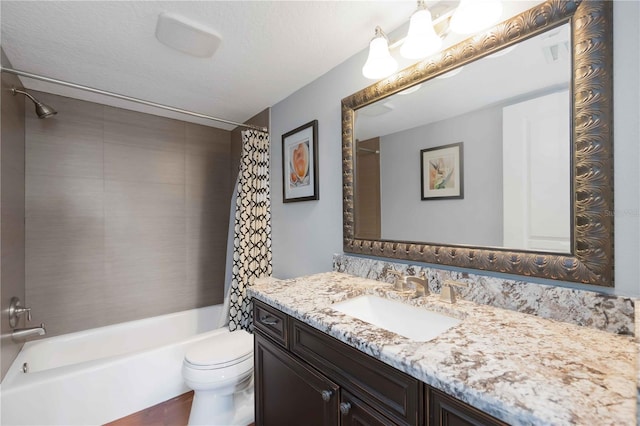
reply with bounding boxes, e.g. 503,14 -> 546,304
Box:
380,105 -> 503,246
270,1 -> 640,296
1,50 -> 26,380
25,91 -> 232,337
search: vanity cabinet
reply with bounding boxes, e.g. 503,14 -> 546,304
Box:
254,332 -> 339,425
427,388 -> 508,426
340,390 -> 396,426
253,300 -> 506,426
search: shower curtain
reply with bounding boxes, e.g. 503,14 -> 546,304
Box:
228,129 -> 272,332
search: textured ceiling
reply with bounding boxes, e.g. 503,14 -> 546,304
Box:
1,1 -> 419,129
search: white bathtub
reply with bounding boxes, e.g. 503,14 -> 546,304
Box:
1,305 -> 229,426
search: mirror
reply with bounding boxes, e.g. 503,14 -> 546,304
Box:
342,1 -> 614,286
355,23 -> 571,252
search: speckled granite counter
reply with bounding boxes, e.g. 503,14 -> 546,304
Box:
248,272 -> 636,426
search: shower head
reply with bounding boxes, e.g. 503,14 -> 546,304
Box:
34,101 -> 57,119
11,88 -> 57,119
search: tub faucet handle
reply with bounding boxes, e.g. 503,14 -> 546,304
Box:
9,297 -> 32,327
18,306 -> 32,322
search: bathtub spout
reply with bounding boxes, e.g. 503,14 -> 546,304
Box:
12,323 -> 46,341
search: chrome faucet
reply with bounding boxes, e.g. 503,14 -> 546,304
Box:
440,280 -> 468,304
12,323 -> 46,341
8,296 -> 45,341
8,297 -> 32,327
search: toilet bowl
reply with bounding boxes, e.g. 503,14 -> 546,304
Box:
182,329 -> 254,425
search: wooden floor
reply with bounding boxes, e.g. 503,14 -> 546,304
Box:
105,391 -> 255,426
105,392 -> 194,426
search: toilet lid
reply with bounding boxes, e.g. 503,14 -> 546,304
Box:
185,330 -> 253,368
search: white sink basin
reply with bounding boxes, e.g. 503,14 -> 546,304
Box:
332,295 -> 460,342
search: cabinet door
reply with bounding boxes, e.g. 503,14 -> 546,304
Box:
291,319 -> 422,425
428,388 -> 508,426
340,391 -> 397,426
255,332 -> 339,426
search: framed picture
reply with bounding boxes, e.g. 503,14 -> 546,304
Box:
420,142 -> 464,200
282,120 -> 319,203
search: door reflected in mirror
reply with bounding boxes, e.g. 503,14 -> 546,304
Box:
354,23 -> 571,253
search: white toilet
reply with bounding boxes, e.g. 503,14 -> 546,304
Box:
182,329 -> 254,425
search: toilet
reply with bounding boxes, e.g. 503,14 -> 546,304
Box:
182,329 -> 254,425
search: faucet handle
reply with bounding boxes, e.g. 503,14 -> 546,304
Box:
9,297 -> 32,327
440,280 -> 468,304
387,269 -> 409,291
18,306 -> 32,322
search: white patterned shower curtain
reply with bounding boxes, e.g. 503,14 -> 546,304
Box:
228,129 -> 272,332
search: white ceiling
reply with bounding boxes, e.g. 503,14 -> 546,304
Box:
1,1 -> 420,129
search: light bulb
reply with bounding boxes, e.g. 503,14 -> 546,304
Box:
450,0 -> 503,35
362,27 -> 398,80
400,7 -> 442,59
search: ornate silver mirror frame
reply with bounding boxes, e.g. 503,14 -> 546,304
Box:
342,0 -> 613,286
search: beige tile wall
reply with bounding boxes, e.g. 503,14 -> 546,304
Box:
25,91 -> 233,336
1,50 -> 27,380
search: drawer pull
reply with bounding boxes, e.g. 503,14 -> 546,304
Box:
259,315 -> 279,325
340,402 -> 352,415
321,390 -> 333,402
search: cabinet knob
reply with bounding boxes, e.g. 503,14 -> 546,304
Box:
339,402 -> 352,415
321,390 -> 332,402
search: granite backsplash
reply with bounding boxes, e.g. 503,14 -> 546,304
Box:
333,253 -> 635,335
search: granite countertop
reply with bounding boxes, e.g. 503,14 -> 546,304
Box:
247,272 -> 637,426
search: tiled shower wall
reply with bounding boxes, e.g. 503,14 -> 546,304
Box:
25,91 -> 233,337
1,50 -> 26,379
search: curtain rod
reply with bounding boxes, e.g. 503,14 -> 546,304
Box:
0,66 -> 268,133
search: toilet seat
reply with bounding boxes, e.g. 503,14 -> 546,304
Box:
181,329 -> 255,425
184,330 -> 253,370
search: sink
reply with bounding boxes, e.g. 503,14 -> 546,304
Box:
331,295 -> 460,342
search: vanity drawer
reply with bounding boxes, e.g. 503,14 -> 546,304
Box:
291,319 -> 422,425
253,300 -> 288,347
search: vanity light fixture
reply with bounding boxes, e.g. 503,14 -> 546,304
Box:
362,0 -> 504,80
449,0 -> 503,35
400,0 -> 442,60
362,26 -> 398,80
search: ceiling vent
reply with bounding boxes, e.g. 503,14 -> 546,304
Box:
155,12 -> 222,58
542,41 -> 570,64
541,27 -> 570,64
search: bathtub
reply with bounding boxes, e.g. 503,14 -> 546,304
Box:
1,305 -> 229,426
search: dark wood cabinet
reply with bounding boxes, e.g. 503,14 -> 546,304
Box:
253,300 -> 509,426
254,301 -> 288,346
255,332 -> 339,426
427,387 -> 508,426
340,391 -> 395,426
290,319 -> 421,425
